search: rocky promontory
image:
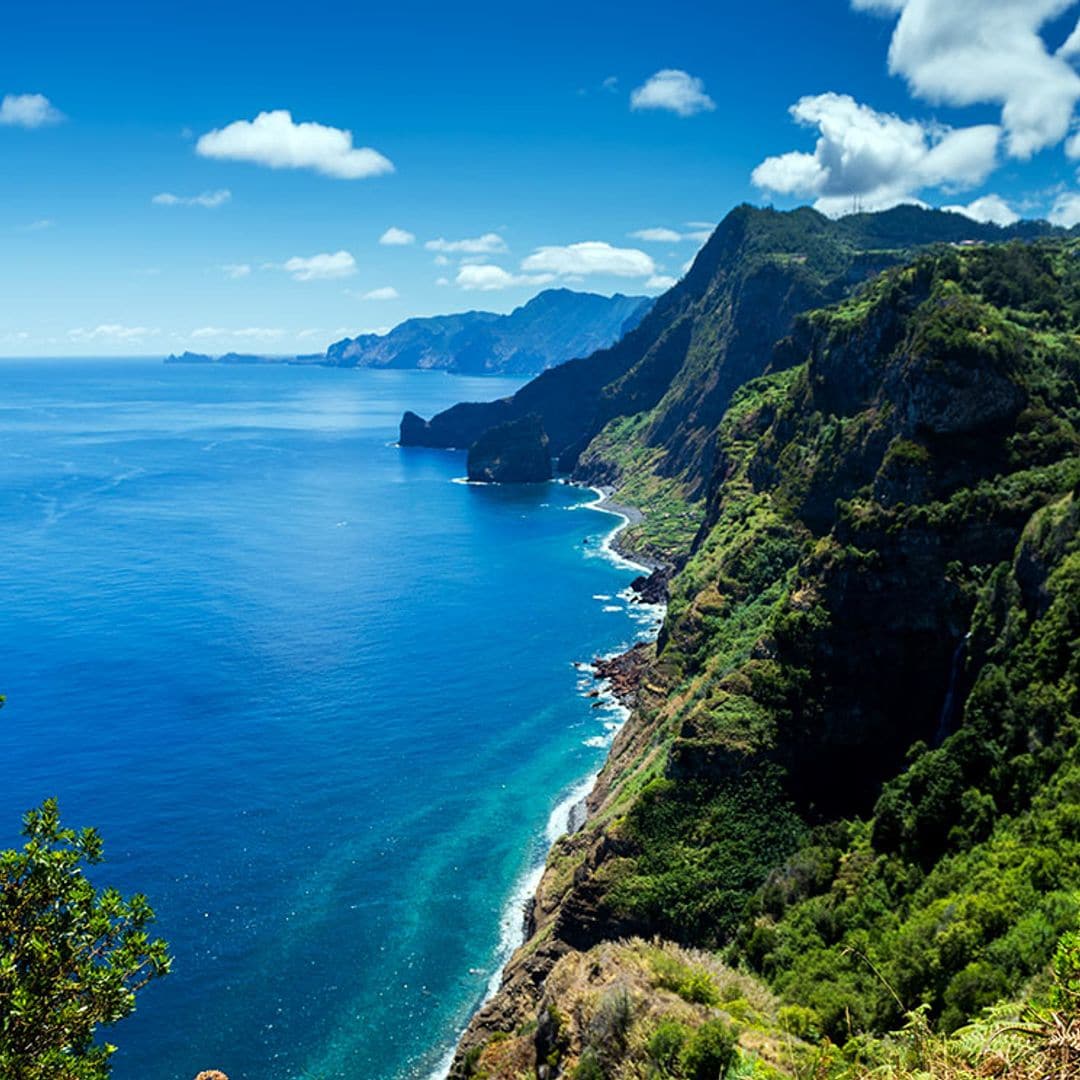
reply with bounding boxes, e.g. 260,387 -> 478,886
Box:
466,415 -> 552,483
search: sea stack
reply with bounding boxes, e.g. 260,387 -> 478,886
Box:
466,414 -> 552,483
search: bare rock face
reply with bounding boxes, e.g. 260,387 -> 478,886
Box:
467,415 -> 553,483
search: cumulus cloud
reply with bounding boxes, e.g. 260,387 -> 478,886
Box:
361,285 -> 399,300
152,189 -> 231,208
379,226 -> 415,245
853,0 -> 1080,160
942,193 -> 1020,226
521,241 -> 656,278
1049,191 -> 1080,227
425,232 -> 507,254
455,264 -> 554,291
752,92 -> 999,215
280,251 -> 357,281
196,110 -> 394,180
0,93 -> 63,128
630,70 -> 716,117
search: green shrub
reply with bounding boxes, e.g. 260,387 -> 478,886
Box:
649,951 -> 720,1005
777,1003 -> 820,1041
1051,930 -> 1080,1010
680,1018 -> 739,1080
573,1047 -> 606,1080
647,1018 -> 690,1076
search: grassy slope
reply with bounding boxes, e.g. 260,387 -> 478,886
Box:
458,240 -> 1080,1080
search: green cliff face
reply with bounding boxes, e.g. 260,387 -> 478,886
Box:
402,205 -> 1063,552
466,414 -> 553,483
439,223 -> 1079,1080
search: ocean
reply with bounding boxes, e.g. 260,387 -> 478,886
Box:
0,360 -> 657,1080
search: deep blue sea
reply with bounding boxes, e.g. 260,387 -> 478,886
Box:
0,360 -> 657,1080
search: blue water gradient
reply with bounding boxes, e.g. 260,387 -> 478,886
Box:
0,361 -> 657,1080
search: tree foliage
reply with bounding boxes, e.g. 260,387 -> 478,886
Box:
0,799 -> 170,1080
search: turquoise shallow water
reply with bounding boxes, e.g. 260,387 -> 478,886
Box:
0,361 -> 657,1080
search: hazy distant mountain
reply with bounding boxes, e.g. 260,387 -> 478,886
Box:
323,289 -> 653,375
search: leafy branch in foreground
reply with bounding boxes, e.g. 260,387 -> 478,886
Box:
0,798 -> 171,1080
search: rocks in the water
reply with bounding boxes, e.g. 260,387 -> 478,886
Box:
629,565 -> 671,605
466,414 -> 552,483
592,643 -> 652,707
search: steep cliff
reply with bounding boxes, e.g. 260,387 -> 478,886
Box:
467,415 -> 552,483
445,237 -> 1080,1079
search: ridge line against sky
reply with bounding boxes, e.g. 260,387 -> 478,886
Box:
3,0 -> 1080,356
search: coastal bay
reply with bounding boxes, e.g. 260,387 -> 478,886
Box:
0,360 -> 659,1080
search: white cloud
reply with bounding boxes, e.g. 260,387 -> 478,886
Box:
361,285 -> 399,300
630,225 -> 714,243
425,232 -> 507,254
435,276 -> 451,286
379,226 -> 415,245
1049,191 -> 1080,227
942,193 -> 1020,226
602,75 -> 619,92
455,265 -> 554,291
69,324 -> 157,342
521,241 -> 656,278
280,251 -> 357,281
196,110 -> 394,180
853,0 -> 1080,160
190,326 -> 285,341
630,227 -> 684,243
645,274 -> 678,290
221,263 -> 251,279
152,189 -> 231,208
752,92 -> 999,215
0,93 -> 63,128
630,70 -> 716,117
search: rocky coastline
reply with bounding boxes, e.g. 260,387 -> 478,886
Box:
439,492 -> 667,1078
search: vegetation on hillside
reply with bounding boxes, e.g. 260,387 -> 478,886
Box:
450,233 -> 1080,1080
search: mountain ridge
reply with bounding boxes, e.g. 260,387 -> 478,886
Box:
415,208 -> 1080,1080
323,288 -> 652,375
164,288 -> 652,377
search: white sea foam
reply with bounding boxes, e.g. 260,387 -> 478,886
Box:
427,484 -> 664,1080
602,605 -> 622,613
593,594 -> 612,601
574,486 -> 653,574
426,773 -> 598,1079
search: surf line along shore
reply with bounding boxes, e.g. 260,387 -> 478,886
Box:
428,481 -> 668,1080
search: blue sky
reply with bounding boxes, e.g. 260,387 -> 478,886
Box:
4,0 -> 1080,356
